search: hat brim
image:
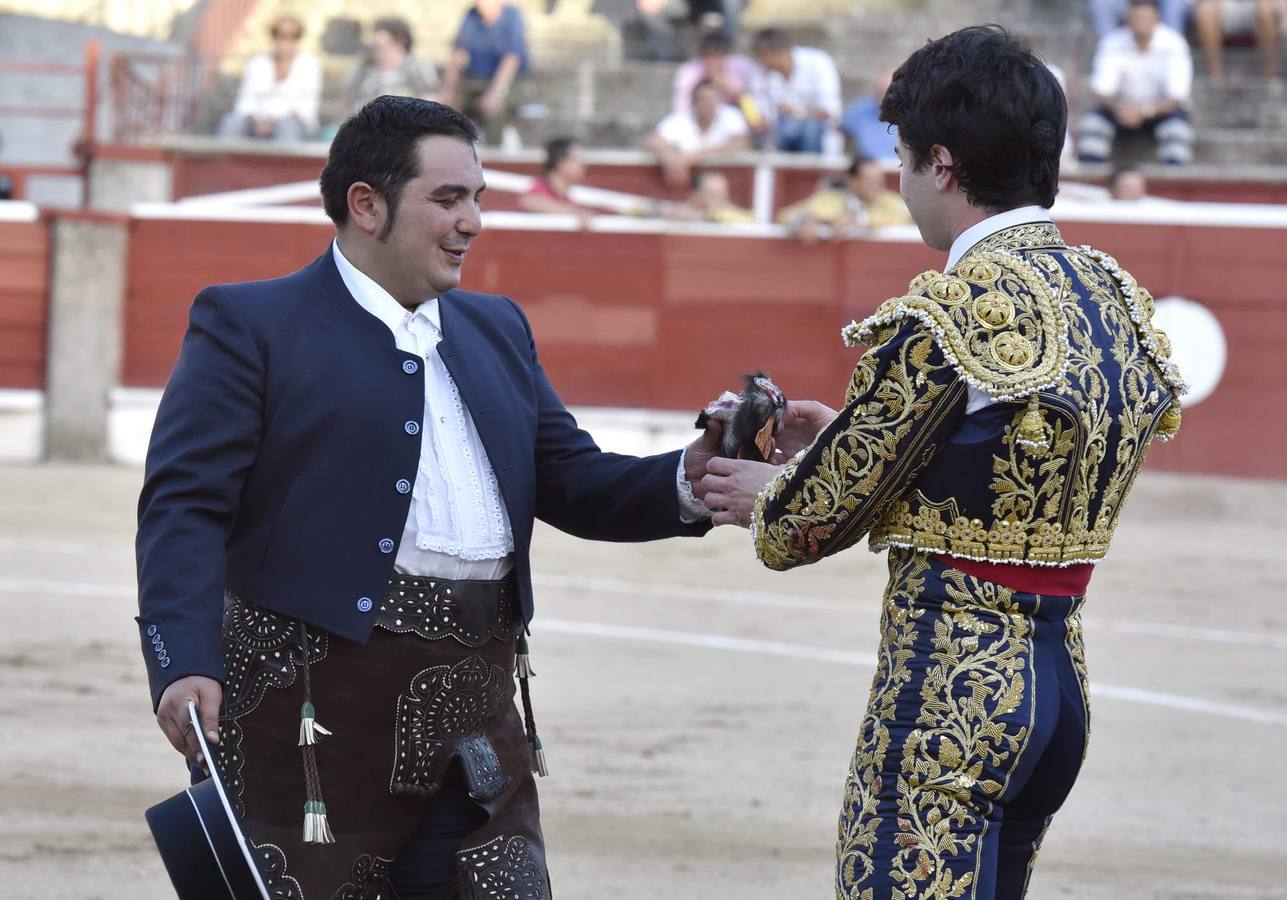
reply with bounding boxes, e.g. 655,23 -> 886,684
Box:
144,701 -> 271,899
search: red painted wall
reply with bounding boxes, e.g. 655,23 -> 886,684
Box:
160,146 -> 1287,210
0,220 -> 50,389
120,217 -> 1285,479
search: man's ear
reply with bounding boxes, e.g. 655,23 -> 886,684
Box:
929,145 -> 957,193
347,182 -> 385,237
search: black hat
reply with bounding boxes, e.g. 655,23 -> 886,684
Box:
145,702 -> 271,899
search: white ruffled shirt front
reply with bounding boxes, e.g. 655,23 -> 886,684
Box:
333,241 -> 515,581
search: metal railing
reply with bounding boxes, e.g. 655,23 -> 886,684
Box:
109,52 -> 213,140
0,41 -> 100,205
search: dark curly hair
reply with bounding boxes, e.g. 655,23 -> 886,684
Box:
320,96 -> 479,232
880,25 -> 1066,210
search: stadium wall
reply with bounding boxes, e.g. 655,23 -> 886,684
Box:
0,205 -> 49,391
111,210 -> 1282,480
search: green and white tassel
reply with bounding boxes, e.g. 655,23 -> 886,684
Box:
530,733 -> 549,778
302,800 -> 335,844
298,701 -> 332,746
516,633 -> 536,679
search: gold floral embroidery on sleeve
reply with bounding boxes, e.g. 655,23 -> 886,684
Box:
752,323 -> 967,571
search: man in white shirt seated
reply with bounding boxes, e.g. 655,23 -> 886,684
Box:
644,79 -> 752,189
217,14 -> 321,142
751,28 -> 843,155
1079,0 -> 1195,165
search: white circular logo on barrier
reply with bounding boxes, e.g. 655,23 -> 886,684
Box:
1151,297 -> 1226,407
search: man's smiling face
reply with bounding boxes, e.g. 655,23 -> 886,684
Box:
379,134 -> 486,299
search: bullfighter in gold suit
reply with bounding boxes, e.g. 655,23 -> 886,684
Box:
698,26 -> 1184,900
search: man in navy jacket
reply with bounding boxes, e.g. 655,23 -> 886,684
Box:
137,97 -> 718,897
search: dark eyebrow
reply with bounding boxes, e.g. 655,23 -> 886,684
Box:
430,183 -> 487,198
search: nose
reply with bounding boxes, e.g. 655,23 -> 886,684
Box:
457,200 -> 482,237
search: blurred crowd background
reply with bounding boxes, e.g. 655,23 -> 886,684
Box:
0,0 -> 1285,235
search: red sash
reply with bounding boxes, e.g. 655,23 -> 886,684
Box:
934,554 -> 1094,596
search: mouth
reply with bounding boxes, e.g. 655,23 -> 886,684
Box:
442,246 -> 468,265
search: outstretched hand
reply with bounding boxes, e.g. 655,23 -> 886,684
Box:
771,399 -> 838,462
700,457 -> 783,528
685,417 -> 723,500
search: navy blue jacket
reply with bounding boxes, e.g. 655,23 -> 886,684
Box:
136,249 -> 708,709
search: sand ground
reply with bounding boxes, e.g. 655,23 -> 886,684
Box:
1,462 -> 1284,899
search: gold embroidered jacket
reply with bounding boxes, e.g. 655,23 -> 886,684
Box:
752,222 -> 1185,571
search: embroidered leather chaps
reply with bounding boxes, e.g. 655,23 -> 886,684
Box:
212,574 -> 551,899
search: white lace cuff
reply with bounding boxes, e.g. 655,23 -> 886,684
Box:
676,448 -> 713,524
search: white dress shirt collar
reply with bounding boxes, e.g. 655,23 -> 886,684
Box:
332,239 -> 440,335
944,205 -> 1052,271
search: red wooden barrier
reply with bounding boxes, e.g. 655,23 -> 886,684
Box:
0,220 -> 51,389
121,215 -> 1286,480
151,144 -> 1287,211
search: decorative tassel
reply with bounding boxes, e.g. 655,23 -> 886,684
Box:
1015,394 -> 1050,454
302,800 -> 335,844
296,621 -> 336,844
530,733 -> 549,778
515,633 -> 535,679
517,631 -> 548,777
1157,402 -> 1182,441
298,702 -> 332,746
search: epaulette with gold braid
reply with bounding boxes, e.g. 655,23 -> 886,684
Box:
840,251 -> 1070,452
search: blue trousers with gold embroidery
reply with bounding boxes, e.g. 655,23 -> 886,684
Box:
836,549 -> 1090,900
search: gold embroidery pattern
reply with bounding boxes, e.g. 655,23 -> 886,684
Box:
841,250 -> 1070,403
836,551 -> 1038,900
753,326 -> 967,571
836,555 -> 928,898
968,222 -> 1064,256
760,223 -> 1185,573
1065,611 -> 1091,763
861,226 -> 1184,568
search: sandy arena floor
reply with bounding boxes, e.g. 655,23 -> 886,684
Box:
0,462 -> 1284,899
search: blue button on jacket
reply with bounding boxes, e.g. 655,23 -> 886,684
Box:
135,249 -> 708,710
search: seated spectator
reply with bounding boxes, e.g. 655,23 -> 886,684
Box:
441,0 -> 530,145
776,156 -> 909,242
343,17 -> 439,116
1089,0 -> 1188,35
644,79 -> 752,189
627,0 -> 735,62
218,14 -> 321,142
1194,0 -> 1283,78
751,28 -> 842,155
1079,0 -> 1194,166
667,170 -> 756,223
673,29 -> 757,117
519,138 -> 597,225
840,68 -> 897,163
1108,165 -> 1150,199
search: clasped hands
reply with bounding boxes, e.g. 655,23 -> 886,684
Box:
684,399 -> 837,528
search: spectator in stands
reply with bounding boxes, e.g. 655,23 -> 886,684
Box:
672,30 -> 757,117
1108,165 -> 1150,199
1194,0 -> 1283,78
218,14 -> 321,142
776,156 -> 910,242
644,79 -> 752,189
519,138 -> 596,226
840,68 -> 898,163
344,17 -> 439,116
1089,0 -> 1189,36
625,0 -> 735,62
441,1 -> 530,145
1079,0 -> 1194,166
667,169 -> 756,223
751,28 -> 843,155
